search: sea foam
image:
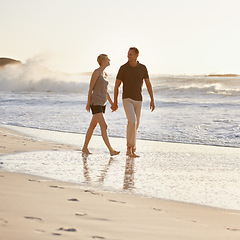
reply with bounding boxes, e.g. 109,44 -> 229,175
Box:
1,61 -> 240,97
0,61 -> 90,92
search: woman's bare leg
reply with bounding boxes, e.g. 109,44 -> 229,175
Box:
95,113 -> 120,156
82,116 -> 98,154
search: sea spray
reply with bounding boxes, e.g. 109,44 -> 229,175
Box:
0,61 -> 90,92
1,61 -> 240,96
0,64 -> 239,147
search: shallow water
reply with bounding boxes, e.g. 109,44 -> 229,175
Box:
1,126 -> 240,210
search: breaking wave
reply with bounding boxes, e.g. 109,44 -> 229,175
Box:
1,61 -> 240,98
0,61 -> 90,93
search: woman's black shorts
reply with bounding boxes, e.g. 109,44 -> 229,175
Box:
90,105 -> 106,115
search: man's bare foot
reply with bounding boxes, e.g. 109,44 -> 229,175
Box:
132,152 -> 140,158
132,148 -> 140,157
82,148 -> 92,155
126,147 -> 140,157
110,150 -> 120,156
126,147 -> 132,157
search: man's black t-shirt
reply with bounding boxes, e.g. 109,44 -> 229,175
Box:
116,61 -> 149,101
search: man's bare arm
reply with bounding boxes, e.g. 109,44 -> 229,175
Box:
144,78 -> 155,111
111,79 -> 122,111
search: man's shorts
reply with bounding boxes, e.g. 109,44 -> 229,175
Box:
90,105 -> 106,115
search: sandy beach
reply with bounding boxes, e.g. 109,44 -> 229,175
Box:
1,126 -> 240,240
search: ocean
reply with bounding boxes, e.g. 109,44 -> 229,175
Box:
0,62 -> 240,148
1,62 -> 240,210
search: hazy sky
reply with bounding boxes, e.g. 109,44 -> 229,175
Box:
1,0 -> 240,74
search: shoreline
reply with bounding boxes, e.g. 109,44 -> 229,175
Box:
2,124 -> 239,149
1,126 -> 240,239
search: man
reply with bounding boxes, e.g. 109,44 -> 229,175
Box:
112,47 -> 155,157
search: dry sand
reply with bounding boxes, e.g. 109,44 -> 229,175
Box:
1,126 -> 240,240
0,126 -> 78,155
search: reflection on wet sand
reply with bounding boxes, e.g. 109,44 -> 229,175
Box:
82,153 -> 115,184
123,157 -> 135,191
82,154 -> 136,191
98,157 -> 114,183
82,154 -> 91,183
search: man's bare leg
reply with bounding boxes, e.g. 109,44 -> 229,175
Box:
126,146 -> 132,156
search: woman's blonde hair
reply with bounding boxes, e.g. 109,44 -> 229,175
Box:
97,54 -> 108,65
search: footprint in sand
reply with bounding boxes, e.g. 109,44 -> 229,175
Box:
25,216 -> 43,222
84,190 -> 101,195
92,236 -> 105,239
50,185 -> 64,189
35,229 -> 46,234
108,199 -> 126,204
153,208 -> 162,211
75,212 -> 87,216
57,227 -> 77,232
28,179 -> 40,183
227,227 -> 240,231
0,218 -> 8,226
68,198 -> 79,202
75,213 -> 109,221
175,217 -> 197,223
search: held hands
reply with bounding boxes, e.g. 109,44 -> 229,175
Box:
111,102 -> 118,112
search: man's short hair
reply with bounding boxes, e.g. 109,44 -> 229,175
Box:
129,47 -> 139,55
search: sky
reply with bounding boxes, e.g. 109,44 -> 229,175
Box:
1,0 -> 240,75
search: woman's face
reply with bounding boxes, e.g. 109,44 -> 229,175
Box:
103,56 -> 110,66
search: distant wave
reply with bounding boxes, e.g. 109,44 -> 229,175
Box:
0,61 -> 90,92
150,75 -> 240,97
1,62 -> 240,97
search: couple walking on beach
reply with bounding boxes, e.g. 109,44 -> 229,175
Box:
82,47 -> 155,157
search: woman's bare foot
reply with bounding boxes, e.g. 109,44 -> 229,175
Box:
82,148 -> 92,155
110,150 -> 120,156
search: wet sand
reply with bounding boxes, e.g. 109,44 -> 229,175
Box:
1,126 -> 240,240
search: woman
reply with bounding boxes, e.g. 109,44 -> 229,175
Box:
82,54 -> 120,156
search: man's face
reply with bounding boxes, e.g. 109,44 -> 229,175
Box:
127,50 -> 138,62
